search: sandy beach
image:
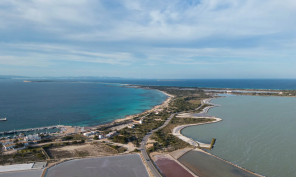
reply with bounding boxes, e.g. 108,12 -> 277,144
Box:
112,90 -> 174,123
82,89 -> 174,131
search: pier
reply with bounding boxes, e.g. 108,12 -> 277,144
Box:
0,125 -> 63,136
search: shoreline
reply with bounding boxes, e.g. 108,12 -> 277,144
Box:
0,87 -> 174,134
84,89 -> 174,131
172,98 -> 222,147
173,97 -> 264,177
112,90 -> 174,123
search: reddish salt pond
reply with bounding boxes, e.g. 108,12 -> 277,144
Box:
154,154 -> 193,177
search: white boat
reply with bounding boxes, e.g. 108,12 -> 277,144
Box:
0,118 -> 7,121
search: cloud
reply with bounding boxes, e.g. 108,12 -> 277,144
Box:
0,43 -> 137,66
0,0 -> 296,77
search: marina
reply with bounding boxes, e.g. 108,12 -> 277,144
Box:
0,125 -> 62,139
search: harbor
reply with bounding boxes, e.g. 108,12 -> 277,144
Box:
0,125 -> 62,139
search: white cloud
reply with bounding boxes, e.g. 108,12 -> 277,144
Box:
0,0 -> 296,73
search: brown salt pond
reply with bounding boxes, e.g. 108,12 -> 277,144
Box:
154,154 -> 194,177
178,150 -> 259,177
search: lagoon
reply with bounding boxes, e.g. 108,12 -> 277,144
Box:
181,96 -> 296,177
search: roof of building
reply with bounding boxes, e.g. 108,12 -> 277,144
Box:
4,143 -> 16,148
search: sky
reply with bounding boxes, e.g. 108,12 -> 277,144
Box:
0,0 -> 296,79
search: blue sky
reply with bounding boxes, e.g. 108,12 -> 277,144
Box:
0,0 -> 296,79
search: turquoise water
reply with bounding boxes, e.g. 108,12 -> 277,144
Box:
0,82 -> 167,132
182,96 -> 296,177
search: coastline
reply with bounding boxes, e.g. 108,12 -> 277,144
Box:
0,86 -> 173,134
78,89 -> 174,131
173,98 -> 222,148
112,90 -> 174,123
173,97 -> 264,177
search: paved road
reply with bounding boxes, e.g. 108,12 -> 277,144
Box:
140,113 -> 175,177
140,99 -> 214,177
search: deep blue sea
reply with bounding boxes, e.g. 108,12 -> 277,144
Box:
0,80 -> 167,132
1,78 -> 296,132
57,79 -> 296,90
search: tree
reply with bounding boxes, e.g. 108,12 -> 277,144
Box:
93,136 -> 98,140
112,135 -> 127,144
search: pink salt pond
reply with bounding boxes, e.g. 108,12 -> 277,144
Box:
154,154 -> 194,177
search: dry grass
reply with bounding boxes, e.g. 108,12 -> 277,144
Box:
45,143 -> 118,159
188,99 -> 201,105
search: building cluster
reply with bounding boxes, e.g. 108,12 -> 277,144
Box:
82,130 -> 118,139
154,108 -> 163,114
83,131 -> 98,137
0,133 -> 41,151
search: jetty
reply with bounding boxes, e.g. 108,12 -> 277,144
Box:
0,125 -> 62,135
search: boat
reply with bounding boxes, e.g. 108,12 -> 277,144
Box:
0,118 -> 7,121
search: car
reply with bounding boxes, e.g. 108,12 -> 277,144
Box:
146,159 -> 150,161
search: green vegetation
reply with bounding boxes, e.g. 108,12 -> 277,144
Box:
108,86 -> 213,149
106,144 -> 127,153
149,116 -> 214,152
62,134 -> 87,141
14,143 -> 24,149
112,135 -> 128,144
170,97 -> 199,112
144,86 -> 208,97
109,112 -> 170,146
0,147 -> 45,165
139,86 -> 210,113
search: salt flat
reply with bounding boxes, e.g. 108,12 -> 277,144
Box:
0,163 -> 34,173
45,154 -> 149,177
0,170 -> 43,177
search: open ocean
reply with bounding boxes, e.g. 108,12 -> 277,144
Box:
66,79 -> 296,90
0,80 -> 167,132
0,78 -> 295,132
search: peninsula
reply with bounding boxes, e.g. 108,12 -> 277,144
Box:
0,84 -> 274,177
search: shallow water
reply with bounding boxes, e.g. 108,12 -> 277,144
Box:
181,96 -> 296,177
0,81 -> 167,132
179,151 -> 257,177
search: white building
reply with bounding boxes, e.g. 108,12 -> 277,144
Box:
83,132 -> 93,137
106,131 -> 117,138
24,134 -> 41,142
3,143 -> 15,150
139,120 -> 143,124
98,135 -> 104,139
128,125 -> 135,128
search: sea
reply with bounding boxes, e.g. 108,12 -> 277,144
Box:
1,78 -> 296,176
1,78 -> 296,132
0,80 -> 168,132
